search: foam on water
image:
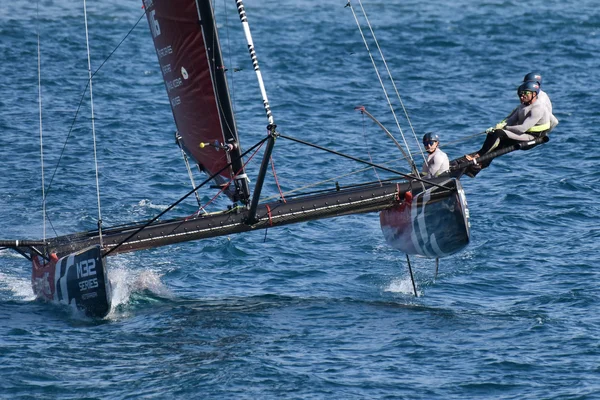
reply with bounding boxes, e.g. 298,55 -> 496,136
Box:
0,272 -> 35,301
136,199 -> 169,212
385,275 -> 424,297
107,260 -> 173,314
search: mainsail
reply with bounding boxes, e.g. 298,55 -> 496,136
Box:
144,0 -> 251,204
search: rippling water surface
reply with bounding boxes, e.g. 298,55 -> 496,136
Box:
1,0 -> 599,399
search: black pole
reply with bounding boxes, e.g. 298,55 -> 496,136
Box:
406,254 -> 418,297
451,135 -> 550,172
247,125 -> 278,224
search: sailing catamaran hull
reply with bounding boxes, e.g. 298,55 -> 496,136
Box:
31,245 -> 111,317
380,178 -> 470,258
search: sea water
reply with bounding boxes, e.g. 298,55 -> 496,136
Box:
0,0 -> 599,398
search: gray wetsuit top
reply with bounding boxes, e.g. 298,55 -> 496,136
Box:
422,148 -> 450,178
504,99 -> 550,139
538,89 -> 559,130
504,89 -> 558,131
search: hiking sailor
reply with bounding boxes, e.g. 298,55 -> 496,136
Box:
522,72 -> 559,131
487,72 -> 559,134
465,80 -> 550,173
421,132 -> 450,178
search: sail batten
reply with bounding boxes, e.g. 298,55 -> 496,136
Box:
144,0 -> 250,204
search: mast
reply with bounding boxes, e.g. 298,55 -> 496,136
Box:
196,0 -> 251,203
144,0 -> 251,204
234,0 -> 277,223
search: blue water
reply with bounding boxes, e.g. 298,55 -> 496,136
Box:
1,0 -> 599,398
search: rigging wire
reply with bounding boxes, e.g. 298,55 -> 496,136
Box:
176,133 -> 205,211
346,1 -> 419,175
42,12 -> 146,209
189,139 -> 266,215
82,0 -> 104,248
222,0 -> 237,112
278,133 -> 452,191
355,0 -> 426,164
103,136 -> 269,258
269,156 -> 286,203
36,0 -> 46,242
443,130 -> 487,147
259,163 -> 382,203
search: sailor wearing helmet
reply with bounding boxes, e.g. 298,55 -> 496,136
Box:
421,132 -> 450,178
464,80 -> 551,175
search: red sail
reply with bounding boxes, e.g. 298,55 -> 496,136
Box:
144,0 -> 250,204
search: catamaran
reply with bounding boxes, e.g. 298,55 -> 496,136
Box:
0,0 -> 473,317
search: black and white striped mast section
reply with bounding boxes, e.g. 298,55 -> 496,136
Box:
235,0 -> 276,224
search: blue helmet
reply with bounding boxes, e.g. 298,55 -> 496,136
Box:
518,80 -> 540,95
523,72 -> 542,86
423,132 -> 439,143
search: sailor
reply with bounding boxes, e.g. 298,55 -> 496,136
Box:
465,80 -> 550,174
487,72 -> 559,133
421,132 -> 450,178
522,72 -> 559,131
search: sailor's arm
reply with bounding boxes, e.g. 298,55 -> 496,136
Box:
504,106 -> 545,135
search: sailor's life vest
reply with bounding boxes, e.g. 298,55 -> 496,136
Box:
527,121 -> 551,137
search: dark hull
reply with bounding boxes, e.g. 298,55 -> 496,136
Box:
380,178 -> 470,257
31,246 -> 112,318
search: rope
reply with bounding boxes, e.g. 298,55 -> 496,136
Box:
36,0 -> 46,242
346,1 -> 419,174
443,130 -> 487,147
270,156 -> 286,203
42,12 -> 147,220
265,205 -> 273,226
83,0 -> 104,248
178,136 -> 205,211
188,139 -> 265,216
355,0 -> 425,165
103,136 -> 269,257
278,133 -> 453,190
259,163 -> 378,203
